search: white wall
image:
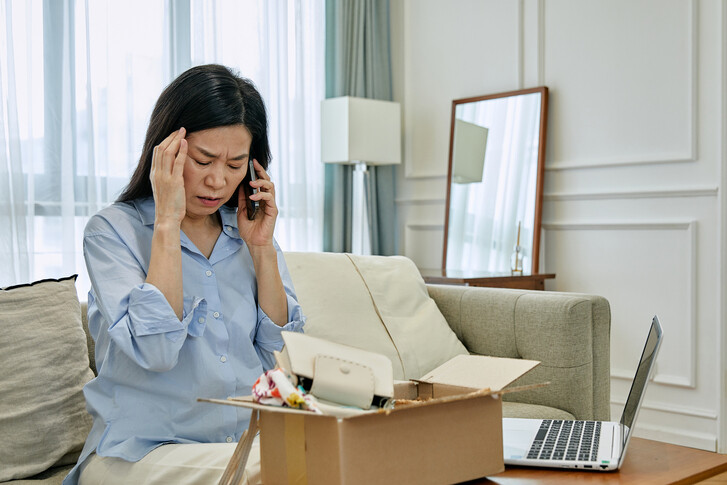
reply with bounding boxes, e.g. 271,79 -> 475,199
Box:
391,0 -> 725,452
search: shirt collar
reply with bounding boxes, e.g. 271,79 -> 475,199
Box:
218,205 -> 242,240
132,197 -> 242,240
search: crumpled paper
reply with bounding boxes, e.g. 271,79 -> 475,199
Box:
251,368 -> 322,414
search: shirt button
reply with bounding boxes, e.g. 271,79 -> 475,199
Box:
213,311 -> 220,318
205,270 -> 213,277
226,436 -> 233,443
198,317 -> 205,324
220,355 -> 227,363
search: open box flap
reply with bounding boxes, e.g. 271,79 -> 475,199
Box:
415,354 -> 540,391
198,396 -> 376,418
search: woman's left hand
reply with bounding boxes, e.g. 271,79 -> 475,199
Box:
237,159 -> 278,247
239,160 -> 288,325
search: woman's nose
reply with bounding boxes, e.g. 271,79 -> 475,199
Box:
205,166 -> 225,188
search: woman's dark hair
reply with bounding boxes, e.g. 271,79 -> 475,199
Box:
117,64 -> 270,208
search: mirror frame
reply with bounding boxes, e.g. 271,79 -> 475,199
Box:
442,86 -> 549,274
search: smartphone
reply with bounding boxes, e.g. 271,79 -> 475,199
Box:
247,159 -> 260,220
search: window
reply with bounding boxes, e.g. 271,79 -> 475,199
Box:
0,0 -> 324,294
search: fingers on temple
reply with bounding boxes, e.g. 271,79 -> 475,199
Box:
159,128 -> 185,173
158,128 -> 184,153
172,138 -> 187,177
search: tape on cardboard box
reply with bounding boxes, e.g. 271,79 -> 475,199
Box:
284,414 -> 307,484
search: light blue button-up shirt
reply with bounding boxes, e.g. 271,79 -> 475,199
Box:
63,197 -> 305,485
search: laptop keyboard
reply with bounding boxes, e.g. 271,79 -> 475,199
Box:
526,419 -> 601,461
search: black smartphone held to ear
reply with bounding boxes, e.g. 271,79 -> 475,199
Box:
247,159 -> 260,220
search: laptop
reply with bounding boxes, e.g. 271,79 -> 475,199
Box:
502,315 -> 663,471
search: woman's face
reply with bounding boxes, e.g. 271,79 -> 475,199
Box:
182,125 -> 252,221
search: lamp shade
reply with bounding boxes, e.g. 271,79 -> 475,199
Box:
452,119 -> 488,184
321,96 -> 401,165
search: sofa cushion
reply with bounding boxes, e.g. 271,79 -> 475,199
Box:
9,464 -> 71,485
283,252 -> 468,380
0,276 -> 94,481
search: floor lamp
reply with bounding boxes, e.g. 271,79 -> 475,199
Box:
321,96 -> 402,254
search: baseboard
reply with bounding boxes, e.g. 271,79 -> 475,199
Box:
632,423 -> 717,452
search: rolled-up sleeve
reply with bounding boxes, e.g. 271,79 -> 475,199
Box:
255,294 -> 305,346
253,245 -> 306,370
84,221 -> 207,372
125,284 -> 207,340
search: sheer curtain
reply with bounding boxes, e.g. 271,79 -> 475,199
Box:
0,0 -> 166,294
0,0 -> 30,286
0,0 -> 324,294
188,0 -> 325,252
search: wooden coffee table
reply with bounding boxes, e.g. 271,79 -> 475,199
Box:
476,437 -> 727,484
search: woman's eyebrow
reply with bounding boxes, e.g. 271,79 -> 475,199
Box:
194,146 -> 249,161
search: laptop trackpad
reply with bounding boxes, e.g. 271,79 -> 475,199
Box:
503,418 -> 541,459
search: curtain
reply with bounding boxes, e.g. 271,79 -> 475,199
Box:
0,0 -> 166,292
187,0 -> 325,252
0,0 -> 29,285
323,0 -> 397,255
0,0 -> 324,293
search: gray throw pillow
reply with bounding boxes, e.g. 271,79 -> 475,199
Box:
0,275 -> 94,481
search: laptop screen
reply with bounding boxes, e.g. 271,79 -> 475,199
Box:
619,316 -> 663,453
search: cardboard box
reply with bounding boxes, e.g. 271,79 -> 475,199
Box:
203,354 -> 540,485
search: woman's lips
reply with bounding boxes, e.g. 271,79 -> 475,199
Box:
197,196 -> 221,207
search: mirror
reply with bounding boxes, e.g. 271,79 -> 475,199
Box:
442,87 -> 548,276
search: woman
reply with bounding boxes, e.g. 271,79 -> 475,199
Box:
64,64 -> 305,485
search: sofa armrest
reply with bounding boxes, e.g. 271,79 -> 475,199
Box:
426,284 -> 611,421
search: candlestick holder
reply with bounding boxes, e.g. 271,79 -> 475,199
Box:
511,244 -> 524,276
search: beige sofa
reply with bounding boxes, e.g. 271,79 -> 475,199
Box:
1,252 -> 610,484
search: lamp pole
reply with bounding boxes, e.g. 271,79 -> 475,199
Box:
352,161 -> 370,255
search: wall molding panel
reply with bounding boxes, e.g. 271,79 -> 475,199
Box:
403,223 -> 445,270
546,154 -> 698,172
537,0 -> 544,86
395,197 -> 445,206
516,0 -> 524,89
611,397 -> 718,421
406,223 -> 444,232
404,171 -> 447,181
542,221 -> 697,389
542,0 -> 698,172
632,422 -> 717,452
543,186 -> 718,202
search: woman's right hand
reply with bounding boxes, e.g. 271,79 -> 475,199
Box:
149,128 -> 188,226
